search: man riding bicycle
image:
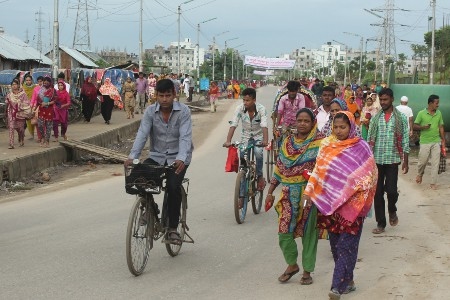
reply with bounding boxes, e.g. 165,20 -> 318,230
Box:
223,88 -> 269,205
125,79 -> 193,245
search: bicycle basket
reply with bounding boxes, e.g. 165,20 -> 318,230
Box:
125,164 -> 166,195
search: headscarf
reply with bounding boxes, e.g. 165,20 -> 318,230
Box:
99,78 -> 121,101
321,98 -> 348,137
56,80 -> 70,103
81,76 -> 98,100
274,111 -> 325,185
22,77 -> 35,99
304,111 -> 378,224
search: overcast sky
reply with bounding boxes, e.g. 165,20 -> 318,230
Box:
0,0 -> 448,59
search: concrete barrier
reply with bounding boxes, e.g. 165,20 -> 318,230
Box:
1,120 -> 141,183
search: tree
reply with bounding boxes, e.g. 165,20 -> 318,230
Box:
397,53 -> 407,71
366,60 -> 376,72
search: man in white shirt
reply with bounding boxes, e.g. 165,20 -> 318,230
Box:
183,74 -> 192,102
396,96 -> 414,136
314,86 -> 334,131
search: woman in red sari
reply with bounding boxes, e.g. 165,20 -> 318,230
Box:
53,80 -> 71,141
37,76 -> 56,147
80,76 -> 98,122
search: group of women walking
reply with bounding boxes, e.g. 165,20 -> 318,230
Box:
5,75 -> 70,148
265,106 -> 378,299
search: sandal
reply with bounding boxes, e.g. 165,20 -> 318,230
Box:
372,227 -> 385,234
278,268 -> 299,283
389,213 -> 398,226
300,276 -> 313,285
8,145 -> 14,149
343,281 -> 356,294
257,176 -> 266,191
168,231 -> 182,245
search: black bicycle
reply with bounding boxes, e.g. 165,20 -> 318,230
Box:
230,140 -> 264,224
124,162 -> 193,276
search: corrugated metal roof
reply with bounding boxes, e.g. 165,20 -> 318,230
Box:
0,32 -> 52,65
79,50 -> 104,63
60,46 -> 98,68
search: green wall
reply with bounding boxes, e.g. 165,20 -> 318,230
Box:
390,84 -> 450,131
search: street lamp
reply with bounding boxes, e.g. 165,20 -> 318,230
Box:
237,50 -> 248,80
177,0 -> 194,75
197,17 -> 217,91
212,30 -> 229,81
224,37 -> 238,80
333,39 -> 348,86
343,31 -> 364,85
231,43 -> 244,80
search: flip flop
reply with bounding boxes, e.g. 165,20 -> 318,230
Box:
300,276 -> 313,285
372,227 -> 385,234
168,231 -> 182,245
278,268 -> 299,283
389,214 -> 398,226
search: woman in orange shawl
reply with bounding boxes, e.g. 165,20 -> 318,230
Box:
303,111 -> 377,299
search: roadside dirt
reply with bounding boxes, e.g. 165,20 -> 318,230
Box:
0,98 -> 235,201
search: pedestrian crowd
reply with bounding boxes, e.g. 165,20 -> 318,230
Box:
224,78 -> 445,299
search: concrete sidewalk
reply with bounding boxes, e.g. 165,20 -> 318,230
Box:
0,109 -> 143,183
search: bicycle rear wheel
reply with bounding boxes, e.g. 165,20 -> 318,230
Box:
234,171 -> 248,224
126,196 -> 153,276
251,181 -> 263,215
68,105 -> 78,124
165,186 -> 187,256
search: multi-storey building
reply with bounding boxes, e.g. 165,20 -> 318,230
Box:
145,38 -> 206,74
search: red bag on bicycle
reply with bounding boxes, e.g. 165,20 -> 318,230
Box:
225,146 -> 239,173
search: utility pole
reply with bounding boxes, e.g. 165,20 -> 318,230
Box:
212,30 -> 229,81
35,8 -> 44,53
177,1 -> 194,75
139,0 -> 143,72
52,0 -> 60,81
196,17 -> 217,91
223,37 -> 238,81
430,0 -> 436,84
343,32 -> 364,85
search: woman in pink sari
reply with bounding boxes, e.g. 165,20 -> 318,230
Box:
53,80 -> 71,141
5,78 -> 28,148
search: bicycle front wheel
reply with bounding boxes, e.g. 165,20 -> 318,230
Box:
126,196 -> 153,276
266,141 -> 275,181
165,186 -> 187,257
234,171 -> 248,224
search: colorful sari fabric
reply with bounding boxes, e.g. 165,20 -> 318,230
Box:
304,111 -> 378,229
272,124 -> 326,238
321,98 -> 348,137
22,83 -> 35,100
99,78 -> 121,102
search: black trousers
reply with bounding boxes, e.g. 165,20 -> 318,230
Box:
81,95 -> 95,122
374,163 -> 399,228
144,158 -> 188,229
101,95 -> 114,122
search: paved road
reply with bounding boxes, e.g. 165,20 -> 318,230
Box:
1,85 -> 445,299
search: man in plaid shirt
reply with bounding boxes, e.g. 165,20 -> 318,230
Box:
367,88 -> 409,234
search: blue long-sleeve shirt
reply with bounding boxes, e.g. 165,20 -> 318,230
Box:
129,101 -> 194,165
